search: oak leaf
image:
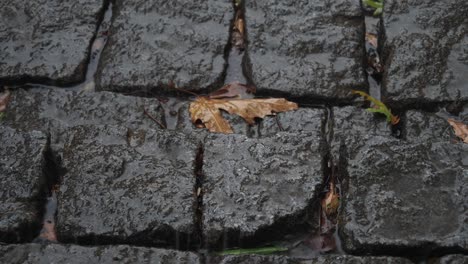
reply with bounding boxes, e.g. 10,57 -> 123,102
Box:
189,97 -> 298,133
448,118 -> 468,143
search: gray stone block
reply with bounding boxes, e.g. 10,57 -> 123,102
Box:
96,0 -> 232,94
245,0 -> 366,99
340,140 -> 468,254
382,0 -> 468,104
0,126 -> 48,242
56,125 -> 199,247
0,0 -> 106,84
202,131 -> 326,247
0,244 -> 200,264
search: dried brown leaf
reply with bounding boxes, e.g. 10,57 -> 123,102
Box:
365,33 -> 378,48
448,118 -> 468,143
321,182 -> 340,217
0,89 -> 11,112
189,97 -> 298,133
234,18 -> 245,36
189,97 -> 233,133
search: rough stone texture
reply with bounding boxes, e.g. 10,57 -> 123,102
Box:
298,255 -> 412,264
0,0 -> 106,85
3,88 -> 164,152
382,0 -> 468,104
97,0 -> 232,94
435,255 -> 468,264
0,126 -> 48,242
256,108 -> 326,138
332,107 -> 468,254
340,141 -> 467,254
207,255 -> 412,264
0,244 -> 200,264
331,106 -> 391,159
245,0 -> 366,99
203,131 -> 326,247
404,110 -> 454,142
56,125 -> 198,247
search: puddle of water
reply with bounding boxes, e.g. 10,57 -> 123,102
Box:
225,50 -> 247,85
34,186 -> 59,243
73,3 -> 113,92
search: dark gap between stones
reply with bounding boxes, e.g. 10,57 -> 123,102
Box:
288,107 -> 345,257
224,0 -> 247,85
70,0 -> 114,93
194,145 -> 205,250
362,8 -> 406,138
33,139 -> 65,244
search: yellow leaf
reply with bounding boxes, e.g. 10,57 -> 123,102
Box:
448,118 -> 468,143
189,97 -> 298,134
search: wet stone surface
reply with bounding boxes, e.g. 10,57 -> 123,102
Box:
0,126 -> 48,243
207,254 -> 412,264
331,106 -> 391,160
0,244 -> 200,264
0,0 -> 106,85
404,110 -> 455,142
333,108 -> 468,254
382,0 -> 468,104
96,0 -> 232,94
255,108 -> 326,138
245,0 -> 366,100
340,140 -> 467,254
3,88 -> 165,152
56,125 -> 198,247
202,130 -> 326,248
435,255 -> 468,264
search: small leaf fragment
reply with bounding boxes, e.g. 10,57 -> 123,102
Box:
0,88 -> 11,112
321,181 -> 340,217
365,33 -> 378,48
352,90 -> 399,125
448,118 -> 468,143
234,17 -> 244,36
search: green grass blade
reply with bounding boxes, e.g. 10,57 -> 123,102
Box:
217,246 -> 288,256
363,0 -> 383,9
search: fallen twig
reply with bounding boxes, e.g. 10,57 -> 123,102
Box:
143,108 -> 166,129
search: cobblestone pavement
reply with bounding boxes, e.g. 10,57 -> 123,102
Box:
0,0 -> 467,263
